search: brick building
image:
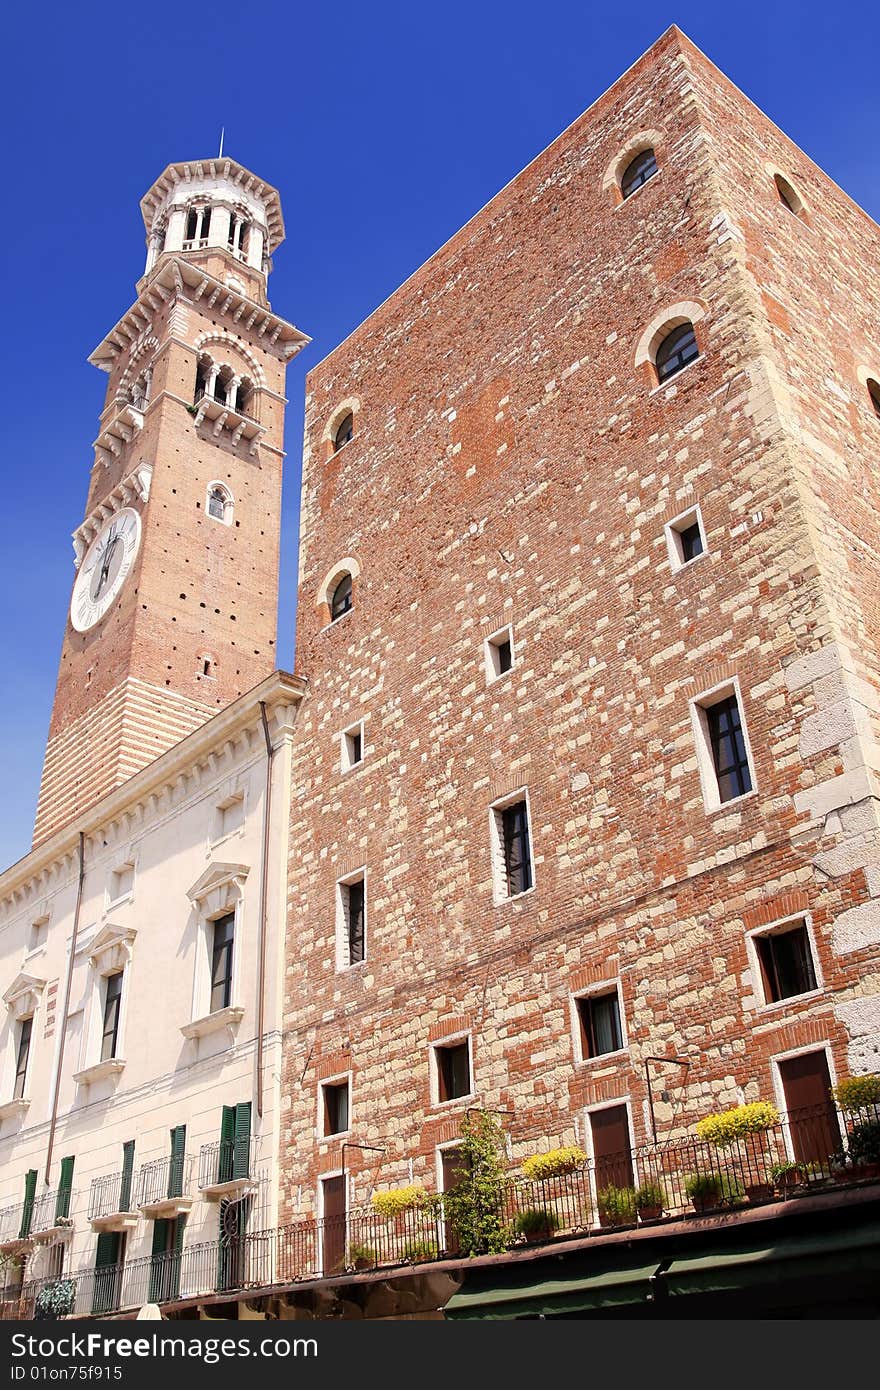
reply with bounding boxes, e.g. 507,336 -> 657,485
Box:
2,25 -> 880,1322
278,24 -> 880,1310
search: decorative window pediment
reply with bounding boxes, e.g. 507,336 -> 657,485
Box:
88,923 -> 137,975
3,973 -> 46,1022
187,862 -> 249,918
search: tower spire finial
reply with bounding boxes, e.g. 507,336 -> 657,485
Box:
218,127 -> 225,159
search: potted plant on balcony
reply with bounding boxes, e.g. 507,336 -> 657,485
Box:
770,1159 -> 809,1196
400,1237 -> 440,1263
845,1118 -> 880,1180
520,1147 -> 587,1181
695,1100 -> 779,1203
634,1181 -> 666,1222
597,1185 -> 636,1228
513,1207 -> 559,1244
684,1171 -> 744,1213
34,1278 -> 76,1321
346,1241 -> 378,1272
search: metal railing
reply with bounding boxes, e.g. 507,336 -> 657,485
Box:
88,1171 -> 135,1221
2,1102 -> 877,1319
0,1203 -> 25,1244
29,1188 -> 76,1234
135,1155 -> 193,1208
198,1137 -> 257,1190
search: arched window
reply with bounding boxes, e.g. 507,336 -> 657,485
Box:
215,366 -> 234,406
655,322 -> 699,384
228,215 -> 249,258
130,370 -> 150,412
206,483 -> 233,525
620,147 -> 658,199
194,357 -> 210,405
333,413 -> 354,452
330,573 -> 353,621
185,204 -> 212,247
868,379 -> 880,421
774,174 -> 805,218
236,378 -> 253,418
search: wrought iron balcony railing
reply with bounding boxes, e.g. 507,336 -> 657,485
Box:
88,1170 -> 135,1222
135,1155 -> 193,1211
198,1137 -> 257,1193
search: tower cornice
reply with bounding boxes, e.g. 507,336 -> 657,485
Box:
88,258 -> 311,370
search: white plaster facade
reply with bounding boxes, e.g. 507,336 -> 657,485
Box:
0,672 -> 302,1300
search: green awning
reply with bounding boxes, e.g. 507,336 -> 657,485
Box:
444,1258 -> 663,1320
665,1221 -> 880,1297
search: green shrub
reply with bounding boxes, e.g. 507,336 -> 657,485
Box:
695,1102 -> 779,1146
597,1185 -> 637,1223
770,1160 -> 808,1183
513,1207 -> 559,1237
832,1075 -> 880,1112
685,1171 -> 743,1203
371,1185 -> 431,1218
441,1110 -> 513,1256
346,1242 -> 377,1267
34,1279 -> 75,1319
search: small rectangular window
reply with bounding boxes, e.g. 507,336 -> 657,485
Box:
502,801 -> 532,897
485,626 -> 515,683
101,974 -> 123,1061
341,721 -> 365,772
216,795 -> 244,840
321,1079 -> 351,1137
665,506 -> 706,570
210,914 -> 235,1012
13,1017 -> 32,1099
691,683 -> 755,811
755,921 -> 818,1003
29,917 -> 49,952
338,875 -> 366,967
435,1038 -> 472,1103
108,864 -> 134,905
576,990 -> 624,1060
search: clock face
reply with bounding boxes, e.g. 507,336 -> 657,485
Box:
70,508 -> 142,633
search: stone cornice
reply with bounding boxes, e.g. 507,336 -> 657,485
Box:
0,671 -> 305,909
89,259 -> 309,370
140,159 -> 285,250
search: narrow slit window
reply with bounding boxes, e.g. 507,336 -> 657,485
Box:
210,914 -> 235,1012
13,1017 -> 32,1099
333,413 -> 354,451
101,973 -> 123,1061
330,574 -> 353,621
342,723 -> 364,772
322,1080 -> 351,1137
485,627 -> 515,682
342,878 -> 365,966
501,800 -> 532,897
867,379 -> 880,421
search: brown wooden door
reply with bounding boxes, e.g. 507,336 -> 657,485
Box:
441,1148 -> 468,1255
590,1105 -> 634,1191
778,1051 -> 840,1165
321,1176 -> 346,1274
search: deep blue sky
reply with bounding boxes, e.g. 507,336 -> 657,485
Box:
1,1 -> 877,869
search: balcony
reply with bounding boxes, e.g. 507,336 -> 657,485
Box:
0,1202 -> 31,1256
28,1188 -> 76,1245
88,1171 -> 138,1234
135,1155 -> 194,1220
198,1137 -> 258,1201
2,1102 -> 878,1321
190,393 -> 265,455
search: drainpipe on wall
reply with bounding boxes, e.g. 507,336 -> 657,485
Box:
256,702 -> 274,1121
45,831 -> 85,1184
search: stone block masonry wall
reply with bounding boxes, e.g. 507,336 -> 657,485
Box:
278,27 -> 880,1219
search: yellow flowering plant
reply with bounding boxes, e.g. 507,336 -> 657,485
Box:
370,1185 -> 433,1218
521,1146 -> 588,1181
695,1101 -> 780,1147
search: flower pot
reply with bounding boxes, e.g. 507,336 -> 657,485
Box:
744,1182 -> 773,1204
690,1193 -> 720,1214
523,1223 -> 553,1243
774,1172 -> 804,1196
598,1211 -> 627,1228
353,1257 -> 373,1271
637,1205 -> 663,1222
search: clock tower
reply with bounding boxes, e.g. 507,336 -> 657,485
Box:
34,158 -> 309,845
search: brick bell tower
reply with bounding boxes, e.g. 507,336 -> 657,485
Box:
34,157 -> 309,845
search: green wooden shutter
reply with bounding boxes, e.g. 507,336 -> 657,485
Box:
168,1214 -> 186,1301
233,1102 -> 251,1179
92,1231 -> 122,1316
55,1156 -> 75,1222
119,1140 -> 135,1212
20,1169 -> 37,1238
167,1125 -> 186,1198
149,1218 -> 168,1303
218,1106 -> 235,1184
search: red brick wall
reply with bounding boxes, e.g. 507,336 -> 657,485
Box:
278,27 -> 880,1218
